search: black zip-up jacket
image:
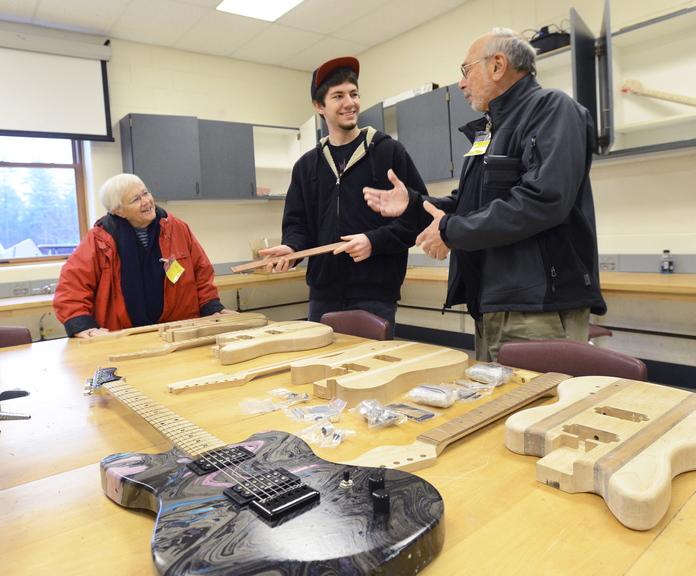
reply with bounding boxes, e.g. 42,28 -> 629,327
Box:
282,126 -> 428,302
407,74 -> 606,319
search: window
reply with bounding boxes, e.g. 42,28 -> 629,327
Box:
0,136 -> 87,264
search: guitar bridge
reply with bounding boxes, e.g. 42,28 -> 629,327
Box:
224,468 -> 320,520
187,446 -> 255,475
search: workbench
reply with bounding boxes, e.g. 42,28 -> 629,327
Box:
1,330 -> 695,575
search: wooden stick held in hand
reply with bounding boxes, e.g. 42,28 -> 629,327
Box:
231,242 -> 347,273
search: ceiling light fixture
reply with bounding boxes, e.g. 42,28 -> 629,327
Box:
216,0 -> 305,22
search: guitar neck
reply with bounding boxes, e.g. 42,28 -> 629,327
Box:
418,372 -> 571,450
231,242 -> 346,273
104,378 -> 226,458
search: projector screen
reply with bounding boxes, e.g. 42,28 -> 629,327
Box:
0,47 -> 112,141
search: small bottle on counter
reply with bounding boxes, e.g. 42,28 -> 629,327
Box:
661,250 -> 674,274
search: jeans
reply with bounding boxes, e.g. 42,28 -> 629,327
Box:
308,298 -> 398,339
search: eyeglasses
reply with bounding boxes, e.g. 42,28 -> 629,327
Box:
125,189 -> 151,206
460,56 -> 490,78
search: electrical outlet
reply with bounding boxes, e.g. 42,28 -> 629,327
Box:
11,282 -> 30,296
600,255 -> 618,271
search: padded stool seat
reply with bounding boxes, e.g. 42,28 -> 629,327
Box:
320,310 -> 391,341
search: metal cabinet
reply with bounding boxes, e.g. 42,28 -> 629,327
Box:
198,120 -> 256,199
395,85 -> 453,182
120,114 -> 300,201
120,113 -> 202,200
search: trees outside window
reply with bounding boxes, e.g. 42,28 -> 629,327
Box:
0,136 -> 87,264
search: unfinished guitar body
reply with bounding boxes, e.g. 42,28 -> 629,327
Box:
159,312 -> 268,342
212,321 -> 334,365
291,341 -> 468,407
505,376 -> 696,530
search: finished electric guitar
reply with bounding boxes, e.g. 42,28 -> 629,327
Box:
86,368 -> 445,575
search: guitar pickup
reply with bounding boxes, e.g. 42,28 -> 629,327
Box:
224,468 -> 320,520
187,446 -> 255,475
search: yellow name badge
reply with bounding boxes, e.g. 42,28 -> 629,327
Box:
163,256 -> 185,284
464,131 -> 492,156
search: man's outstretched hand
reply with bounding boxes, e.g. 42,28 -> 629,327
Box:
363,169 -> 409,217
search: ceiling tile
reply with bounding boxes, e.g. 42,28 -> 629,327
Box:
231,24 -> 323,67
173,11 -> 269,56
109,0 -> 208,46
280,35 -> 372,72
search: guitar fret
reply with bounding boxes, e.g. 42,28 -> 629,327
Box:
106,381 -> 226,457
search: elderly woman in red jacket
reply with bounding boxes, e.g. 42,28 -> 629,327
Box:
54,173 -> 234,338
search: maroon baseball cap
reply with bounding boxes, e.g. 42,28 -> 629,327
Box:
310,56 -> 360,101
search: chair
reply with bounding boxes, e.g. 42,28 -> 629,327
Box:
0,326 -> 33,348
496,339 -> 648,381
320,310 -> 391,341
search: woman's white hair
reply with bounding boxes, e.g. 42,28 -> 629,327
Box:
99,173 -> 146,213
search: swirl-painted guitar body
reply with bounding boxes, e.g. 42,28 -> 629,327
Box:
101,430 -> 444,575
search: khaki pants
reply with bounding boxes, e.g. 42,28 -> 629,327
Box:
475,308 -> 590,362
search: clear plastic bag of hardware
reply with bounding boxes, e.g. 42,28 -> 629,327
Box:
350,399 -> 408,429
465,362 -> 514,386
266,387 -> 311,409
296,420 -> 357,448
283,397 -> 347,423
407,383 -> 460,408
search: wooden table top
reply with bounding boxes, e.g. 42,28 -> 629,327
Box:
1,331 -> 695,575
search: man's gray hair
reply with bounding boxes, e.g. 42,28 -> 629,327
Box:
486,28 -> 537,76
99,173 -> 146,213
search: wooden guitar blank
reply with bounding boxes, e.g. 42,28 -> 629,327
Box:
212,321 -> 334,365
79,313 -> 266,345
230,242 -> 346,273
505,376 -> 696,530
159,312 -> 268,342
290,341 -> 468,408
108,335 -> 218,361
622,79 -> 696,107
167,348 -> 343,394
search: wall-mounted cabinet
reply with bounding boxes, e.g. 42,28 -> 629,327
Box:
120,114 -> 300,201
609,7 -> 696,155
396,86 -> 452,182
120,114 -> 202,200
198,120 -> 255,200
390,84 -> 478,183
535,1 -> 696,158
253,125 -> 300,199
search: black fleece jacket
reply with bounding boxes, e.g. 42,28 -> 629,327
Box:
406,75 -> 606,319
282,126 -> 428,302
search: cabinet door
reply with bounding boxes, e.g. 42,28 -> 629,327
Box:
198,120 -> 256,199
396,86 -> 452,182
359,102 -> 385,132
120,114 -> 201,200
447,83 -> 482,179
571,8 -> 599,154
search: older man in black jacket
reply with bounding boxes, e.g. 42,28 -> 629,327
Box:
364,28 -> 606,360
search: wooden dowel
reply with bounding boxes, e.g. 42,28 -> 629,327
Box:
231,242 -> 347,273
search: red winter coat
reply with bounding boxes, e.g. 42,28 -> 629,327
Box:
54,209 -> 221,335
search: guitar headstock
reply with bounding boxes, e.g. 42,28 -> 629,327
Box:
84,367 -> 122,396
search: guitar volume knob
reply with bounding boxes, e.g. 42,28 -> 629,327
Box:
372,488 -> 390,514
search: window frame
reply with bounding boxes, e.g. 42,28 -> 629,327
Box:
0,139 -> 88,267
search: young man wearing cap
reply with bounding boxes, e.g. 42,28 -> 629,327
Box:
259,57 -> 428,338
